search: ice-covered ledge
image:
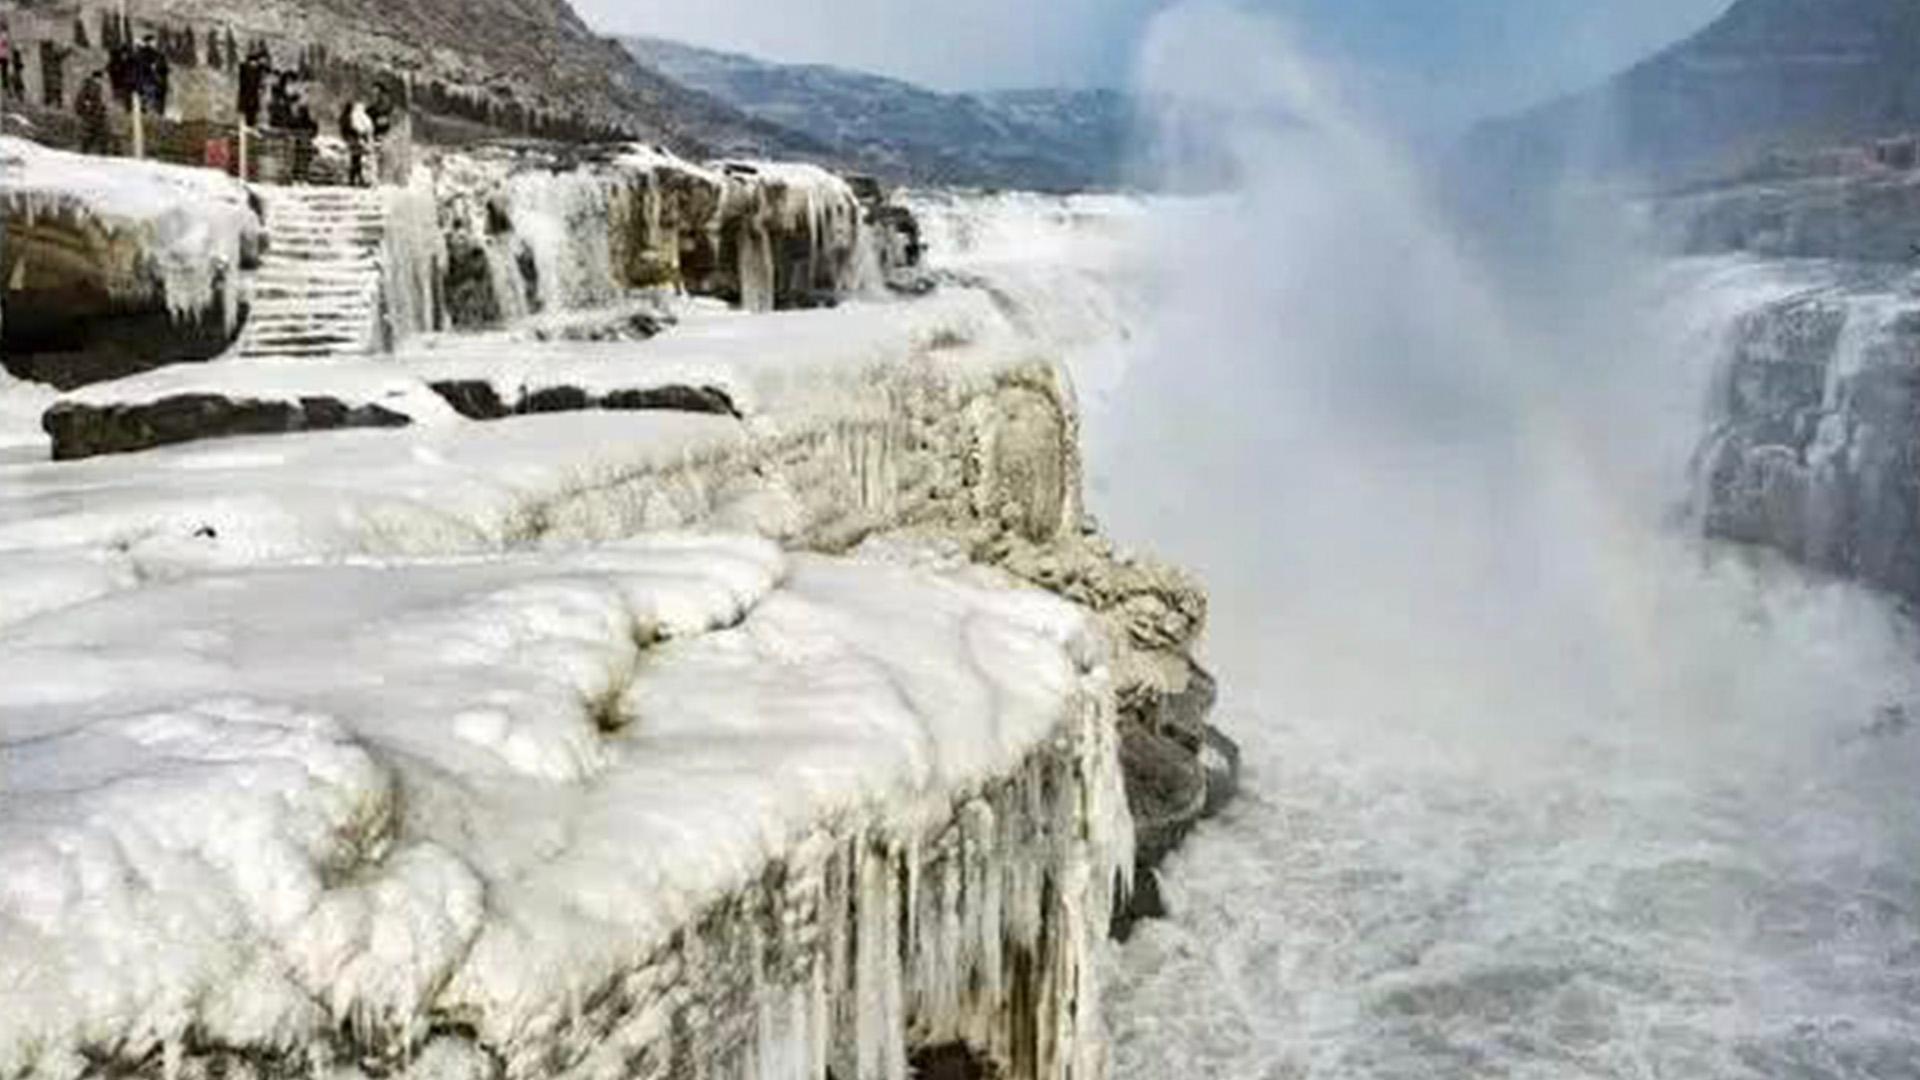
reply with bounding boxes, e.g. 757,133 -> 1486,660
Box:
0,138 -> 263,388
0,536 -> 1132,1080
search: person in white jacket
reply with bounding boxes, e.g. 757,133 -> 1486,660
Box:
340,99 -> 374,187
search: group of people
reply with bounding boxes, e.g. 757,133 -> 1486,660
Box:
70,35 -> 170,156
9,14 -> 403,188
108,34 -> 170,115
236,44 -> 397,187
237,43 -> 322,180
339,84 -> 397,187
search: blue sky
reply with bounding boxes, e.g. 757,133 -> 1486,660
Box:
580,0 -> 1735,127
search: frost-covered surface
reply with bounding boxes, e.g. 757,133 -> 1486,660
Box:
0,536 -> 1132,1079
0,188 -> 1198,1080
0,136 -> 258,326
432,145 -> 881,327
0,372 -> 58,464
716,161 -> 876,311
56,289 -> 1004,430
905,191 -> 1154,434
0,278 -> 1093,636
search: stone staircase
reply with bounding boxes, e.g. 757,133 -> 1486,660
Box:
238,188 -> 389,360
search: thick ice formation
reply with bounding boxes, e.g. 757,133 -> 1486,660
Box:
0,136 -> 258,327
432,146 -> 880,327
0,536 -> 1132,1080
0,185 -> 1198,1080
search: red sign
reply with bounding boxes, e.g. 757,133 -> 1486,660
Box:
204,137 -> 233,175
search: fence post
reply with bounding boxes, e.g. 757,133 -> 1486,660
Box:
131,93 -> 144,159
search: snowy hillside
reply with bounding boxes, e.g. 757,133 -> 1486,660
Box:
625,36 -> 1132,190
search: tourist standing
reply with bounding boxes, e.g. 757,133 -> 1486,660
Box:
134,33 -> 167,117
238,44 -> 269,128
108,40 -> 134,107
75,70 -> 110,154
40,41 -> 71,109
268,71 -> 296,130
290,98 -> 319,184
340,99 -> 373,187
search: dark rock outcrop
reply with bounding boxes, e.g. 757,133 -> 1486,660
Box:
45,395 -> 410,461
41,378 -> 741,462
428,380 -> 741,421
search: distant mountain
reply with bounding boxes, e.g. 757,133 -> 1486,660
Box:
623,36 -> 1132,190
1472,0 -> 1920,183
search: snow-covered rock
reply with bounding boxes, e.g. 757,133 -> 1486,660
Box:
0,137 -> 263,388
0,536 -> 1132,1080
432,145 -> 890,330
0,186 -> 1218,1080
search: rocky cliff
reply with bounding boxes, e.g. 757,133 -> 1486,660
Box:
1472,0 -> 1920,183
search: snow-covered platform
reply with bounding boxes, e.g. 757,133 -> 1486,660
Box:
0,172 -> 1218,1080
0,536 -> 1131,1080
39,291 -> 1005,460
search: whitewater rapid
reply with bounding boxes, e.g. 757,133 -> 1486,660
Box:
1099,558 -> 1920,1078
913,18 -> 1920,1070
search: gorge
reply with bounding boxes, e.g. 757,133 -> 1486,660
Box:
11,0 -> 1920,1077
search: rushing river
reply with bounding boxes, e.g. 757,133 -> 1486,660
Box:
920,5 -> 1920,1076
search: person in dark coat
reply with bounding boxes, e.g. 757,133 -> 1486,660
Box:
237,44 -> 269,127
290,98 -> 319,184
268,71 -> 296,130
108,40 -> 135,108
369,83 -> 397,140
134,33 -> 167,116
40,41 -> 70,109
75,70 -> 110,154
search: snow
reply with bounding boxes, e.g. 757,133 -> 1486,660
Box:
1,178 -> 1137,1079
0,371 -> 57,463
0,286 -> 1072,652
0,136 -> 258,327
56,287 -> 1005,426
905,190 -> 1153,437
0,537 -> 1130,1079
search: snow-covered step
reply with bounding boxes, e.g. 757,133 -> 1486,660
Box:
238,186 -> 390,361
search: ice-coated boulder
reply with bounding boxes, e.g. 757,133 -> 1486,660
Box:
1,137 -> 262,388
1696,277 -> 1920,600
